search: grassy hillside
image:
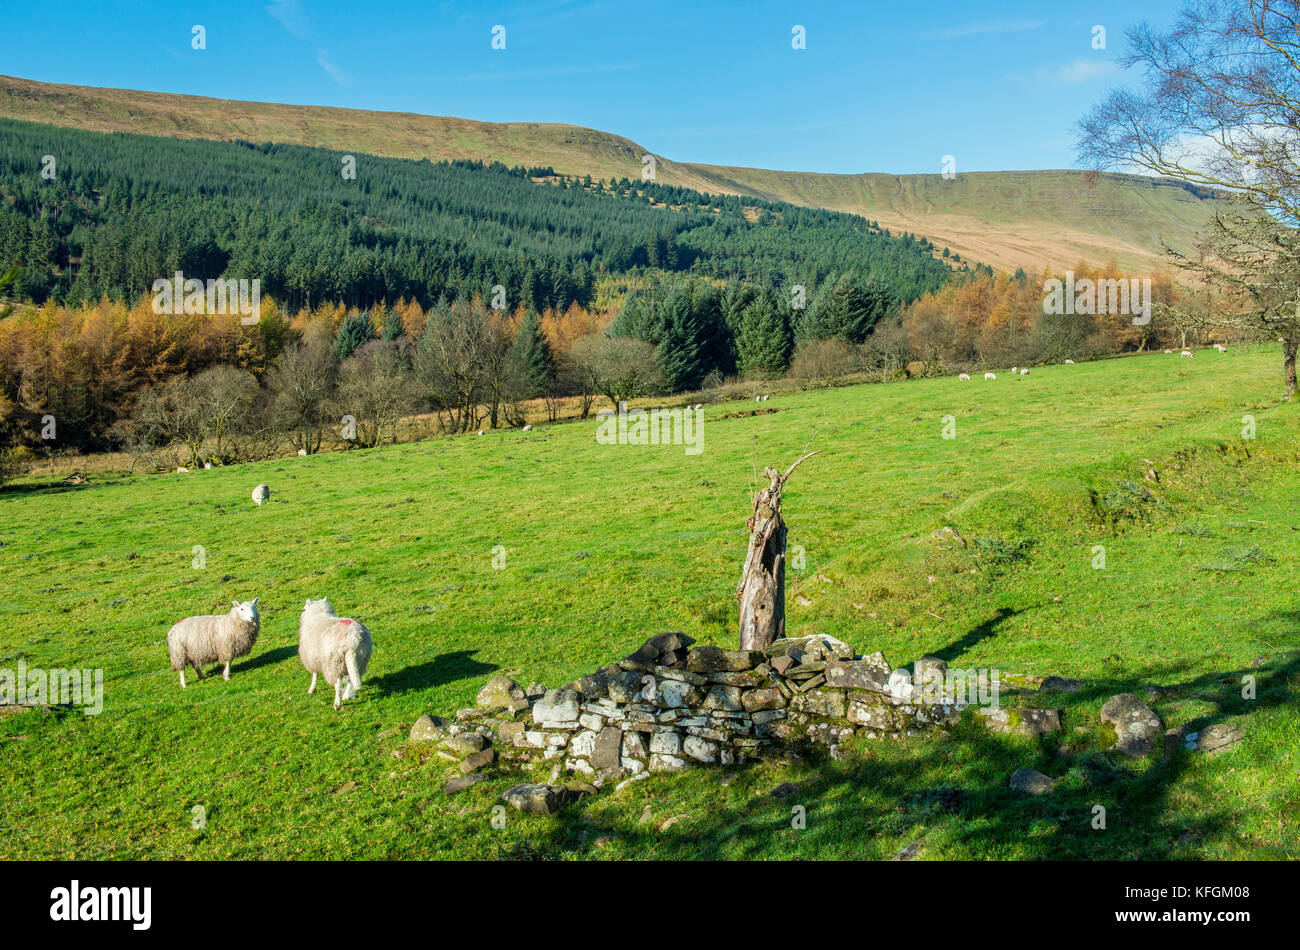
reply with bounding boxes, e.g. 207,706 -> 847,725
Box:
0,75 -> 1224,275
1,349 -> 1297,859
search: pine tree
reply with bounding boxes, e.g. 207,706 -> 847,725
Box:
507,310 -> 555,397
335,309 -> 374,360
735,290 -> 794,377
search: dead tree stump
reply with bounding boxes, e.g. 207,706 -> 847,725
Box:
737,452 -> 817,651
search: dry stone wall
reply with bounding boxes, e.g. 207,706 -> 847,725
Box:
414,632 -> 1063,791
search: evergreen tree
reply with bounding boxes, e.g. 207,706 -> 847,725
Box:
507,310 -> 555,397
798,274 -> 899,344
335,310 -> 374,360
381,307 -> 405,341
735,290 -> 794,377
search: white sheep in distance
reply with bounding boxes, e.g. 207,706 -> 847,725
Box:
1020,368 -> 1030,376
958,373 -> 971,381
252,484 -> 270,506
1181,350 -> 1194,359
1214,343 -> 1227,352
984,372 -> 996,380
167,599 -> 260,688
299,598 -> 373,710
1064,359 -> 1075,364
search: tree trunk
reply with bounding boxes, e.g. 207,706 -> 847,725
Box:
736,453 -> 817,651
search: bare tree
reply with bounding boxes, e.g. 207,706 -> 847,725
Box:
266,338 -> 338,454
337,340 -> 417,447
1078,0 -> 1300,396
414,299 -> 495,433
565,334 -> 664,410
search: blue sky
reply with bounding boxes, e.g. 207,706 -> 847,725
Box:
5,0 -> 1181,174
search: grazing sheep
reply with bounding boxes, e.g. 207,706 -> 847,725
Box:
1064,359 -> 1075,364
176,467 -> 189,474
252,483 -> 270,506
522,424 -> 533,431
1164,349 -> 1173,354
1214,343 -> 1227,353
1011,367 -> 1018,374
477,430 -> 485,436
167,600 -> 260,688
984,372 -> 996,380
299,598 -> 373,710
297,448 -> 308,456
1181,350 -> 1194,359
958,373 -> 971,381
1020,368 -> 1030,376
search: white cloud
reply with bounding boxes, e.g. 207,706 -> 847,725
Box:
266,0 -> 354,86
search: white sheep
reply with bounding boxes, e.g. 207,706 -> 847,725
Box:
1011,367 -> 1018,374
1181,350 -> 1194,359
1020,368 -> 1030,376
522,424 -> 533,431
252,484 -> 270,506
1064,359 -> 1075,364
1214,343 -> 1227,353
1164,349 -> 1173,354
297,448 -> 308,457
984,372 -> 996,380
167,600 -> 260,688
958,373 -> 971,381
299,598 -> 373,710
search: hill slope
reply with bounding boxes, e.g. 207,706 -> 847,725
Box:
0,75 -> 1224,274
1,349 -> 1297,858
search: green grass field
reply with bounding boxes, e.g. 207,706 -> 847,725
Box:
2,348 -> 1298,860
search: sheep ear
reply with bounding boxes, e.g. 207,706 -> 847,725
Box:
252,598 -> 259,607
232,601 -> 239,609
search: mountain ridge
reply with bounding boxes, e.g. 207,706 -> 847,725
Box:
0,74 -> 1223,274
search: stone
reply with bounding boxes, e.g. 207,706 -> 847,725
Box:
683,735 -> 718,762
501,783 -> 561,815
437,733 -> 487,758
742,687 -> 786,712
702,685 -> 744,711
650,753 -> 687,772
574,668 -> 611,700
409,714 -> 451,742
769,782 -> 799,800
578,713 -> 605,732
654,678 -> 703,709
606,671 -> 645,704
649,730 -> 682,756
704,670 -> 762,688
1192,722 -> 1245,755
789,688 -> 846,719
591,726 -> 623,771
532,688 -> 581,727
622,732 -> 648,759
460,749 -> 496,773
570,729 -> 598,759
825,658 -> 891,693
476,674 -> 526,710
751,708 -> 786,725
1100,693 -> 1165,757
443,773 -> 489,795
1008,768 -> 1056,796
766,634 -> 854,663
685,646 -> 765,673
770,655 -> 795,675
975,706 -> 1063,737
913,655 -> 948,688
1040,676 -> 1085,693
847,701 -> 902,731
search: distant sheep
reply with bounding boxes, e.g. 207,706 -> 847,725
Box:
1020,368 -> 1030,376
1181,350 -> 1194,359
984,372 -> 996,380
1064,359 -> 1075,364
1214,343 -> 1227,353
522,424 -> 533,431
299,598 -> 373,710
1164,349 -> 1173,354
252,484 -> 270,506
297,449 -> 308,457
167,600 -> 260,688
1011,367 -> 1018,374
958,373 -> 971,381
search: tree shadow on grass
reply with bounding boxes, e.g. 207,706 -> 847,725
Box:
929,606 -> 1020,664
371,650 -> 496,697
512,630 -> 1300,860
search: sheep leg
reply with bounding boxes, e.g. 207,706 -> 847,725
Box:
308,672 -> 317,694
192,661 -> 205,680
222,661 -> 231,681
333,680 -> 342,711
178,669 -> 187,689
